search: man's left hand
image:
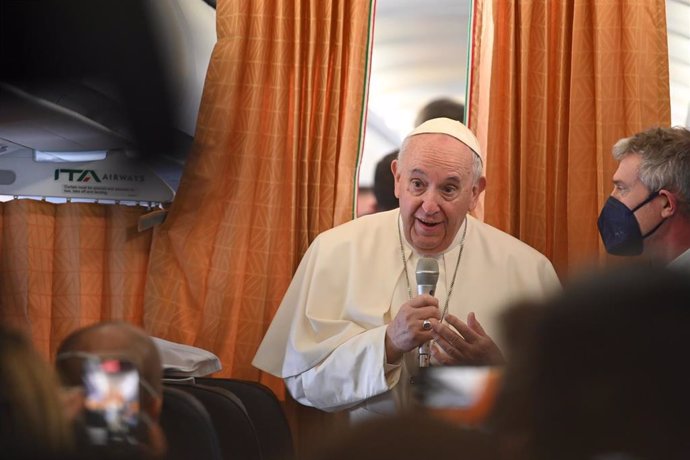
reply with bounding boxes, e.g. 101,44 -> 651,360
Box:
430,312 -> 504,366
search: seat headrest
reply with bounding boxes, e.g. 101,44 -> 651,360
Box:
153,337 -> 222,377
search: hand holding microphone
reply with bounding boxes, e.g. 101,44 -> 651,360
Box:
383,257 -> 440,365
415,257 -> 439,367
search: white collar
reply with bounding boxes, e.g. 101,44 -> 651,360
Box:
397,213 -> 470,260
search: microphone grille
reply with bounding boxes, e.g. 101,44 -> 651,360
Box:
415,257 -> 439,286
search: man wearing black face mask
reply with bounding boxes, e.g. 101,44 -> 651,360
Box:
597,126 -> 690,270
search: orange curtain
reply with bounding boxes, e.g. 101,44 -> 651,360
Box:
0,200 -> 152,358
143,0 -> 374,401
468,0 -> 670,276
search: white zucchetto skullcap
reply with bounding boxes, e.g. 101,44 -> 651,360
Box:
405,117 -> 483,165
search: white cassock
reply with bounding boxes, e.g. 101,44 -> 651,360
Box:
252,209 -> 560,419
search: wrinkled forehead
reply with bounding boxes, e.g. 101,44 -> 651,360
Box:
613,153 -> 643,183
400,133 -> 476,168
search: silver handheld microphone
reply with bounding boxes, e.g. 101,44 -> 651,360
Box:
416,257 -> 439,367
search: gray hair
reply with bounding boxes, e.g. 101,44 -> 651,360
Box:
612,126 -> 690,216
399,135 -> 484,185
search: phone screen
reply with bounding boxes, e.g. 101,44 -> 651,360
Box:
417,366 -> 493,409
415,366 -> 503,425
82,357 -> 140,446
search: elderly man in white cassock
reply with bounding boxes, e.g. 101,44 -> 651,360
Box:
252,118 -> 560,419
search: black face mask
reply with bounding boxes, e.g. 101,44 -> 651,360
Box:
597,191 -> 665,256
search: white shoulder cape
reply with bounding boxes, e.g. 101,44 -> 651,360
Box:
252,209 -> 559,378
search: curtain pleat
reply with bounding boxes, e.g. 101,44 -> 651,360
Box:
141,0 -> 373,450
1,200 -> 55,357
0,200 -> 152,358
143,0 -> 373,400
468,0 -> 670,276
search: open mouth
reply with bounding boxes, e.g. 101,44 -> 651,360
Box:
416,217 -> 441,229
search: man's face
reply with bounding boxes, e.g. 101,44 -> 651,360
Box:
393,133 -> 485,255
611,153 -> 662,236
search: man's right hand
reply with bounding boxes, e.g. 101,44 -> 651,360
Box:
384,294 -> 441,363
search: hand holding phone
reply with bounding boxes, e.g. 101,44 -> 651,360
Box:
82,357 -> 141,446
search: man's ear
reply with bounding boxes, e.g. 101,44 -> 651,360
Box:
150,394 -> 163,420
59,386 -> 85,422
391,158 -> 401,199
659,190 -> 678,218
147,420 -> 168,459
141,395 -> 166,458
469,176 -> 487,210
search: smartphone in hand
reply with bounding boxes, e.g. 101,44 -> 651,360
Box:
82,357 -> 141,446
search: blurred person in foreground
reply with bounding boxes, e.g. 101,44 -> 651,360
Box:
56,321 -> 166,459
598,126 -> 690,270
304,412 -> 500,460
253,118 -> 559,419
0,326 -> 75,459
492,265 -> 690,460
